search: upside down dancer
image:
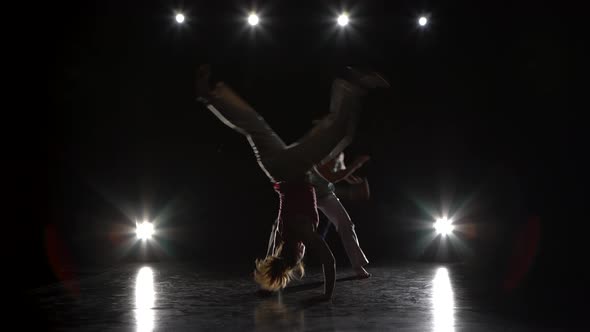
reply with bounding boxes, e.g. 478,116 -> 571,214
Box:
196,65 -> 389,300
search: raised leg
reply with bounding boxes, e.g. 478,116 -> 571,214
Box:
268,79 -> 367,180
200,81 -> 287,182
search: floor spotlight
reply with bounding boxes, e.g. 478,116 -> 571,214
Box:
136,220 -> 155,240
434,217 -> 454,236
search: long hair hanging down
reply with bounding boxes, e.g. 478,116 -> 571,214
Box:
254,243 -> 305,291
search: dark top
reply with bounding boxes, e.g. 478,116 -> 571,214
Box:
273,182 -> 320,259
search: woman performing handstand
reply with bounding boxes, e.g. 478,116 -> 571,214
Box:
196,65 -> 388,300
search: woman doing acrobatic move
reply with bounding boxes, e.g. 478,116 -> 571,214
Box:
195,65 -> 388,300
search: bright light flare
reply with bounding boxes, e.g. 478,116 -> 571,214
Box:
337,13 -> 349,27
248,13 -> 260,26
434,218 -> 454,236
418,16 -> 428,27
136,221 -> 155,240
175,13 -> 185,24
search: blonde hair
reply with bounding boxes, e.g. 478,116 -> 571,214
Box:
254,244 -> 305,291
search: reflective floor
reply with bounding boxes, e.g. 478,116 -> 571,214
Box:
29,263 -> 563,331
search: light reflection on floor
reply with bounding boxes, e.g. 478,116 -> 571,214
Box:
431,267 -> 455,332
31,263 -> 549,331
254,293 -> 306,332
135,266 -> 156,332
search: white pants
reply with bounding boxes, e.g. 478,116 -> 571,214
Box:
317,193 -> 369,268
203,79 -> 364,182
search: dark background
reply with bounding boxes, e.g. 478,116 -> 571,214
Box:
10,0 -> 580,323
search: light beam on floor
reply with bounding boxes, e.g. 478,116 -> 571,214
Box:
431,267 -> 455,332
135,266 -> 156,332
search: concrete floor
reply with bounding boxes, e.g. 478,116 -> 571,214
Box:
28,262 -> 565,331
